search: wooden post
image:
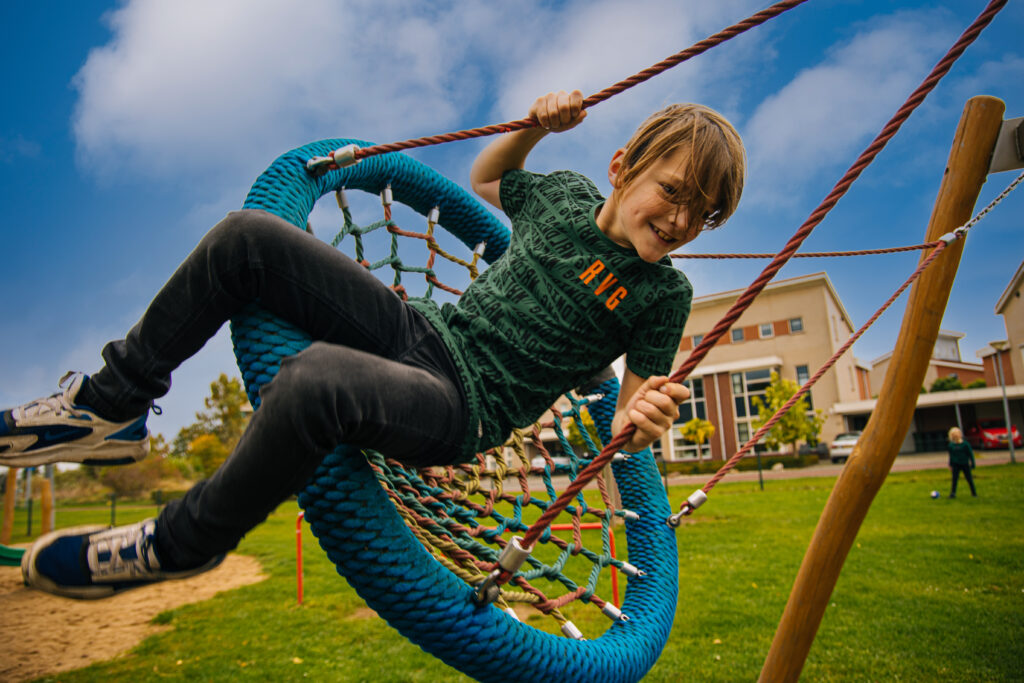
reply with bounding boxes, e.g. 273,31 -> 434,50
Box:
1,468 -> 17,545
759,96 -> 1005,682
40,478 -> 54,535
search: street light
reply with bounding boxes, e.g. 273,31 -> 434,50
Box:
989,340 -> 1016,464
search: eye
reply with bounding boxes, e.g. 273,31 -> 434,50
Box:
659,183 -> 678,197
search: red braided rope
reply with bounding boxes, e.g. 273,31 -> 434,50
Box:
515,0 -> 1007,555
672,242 -> 941,259
696,240 -> 949,497
345,0 -> 811,162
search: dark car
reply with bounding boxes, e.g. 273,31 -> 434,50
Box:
965,418 -> 1023,450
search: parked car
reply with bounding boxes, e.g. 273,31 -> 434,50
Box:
829,431 -> 862,464
965,418 -> 1023,450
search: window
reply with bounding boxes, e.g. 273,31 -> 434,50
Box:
731,328 -> 744,343
759,322 -> 774,339
731,368 -> 773,448
668,379 -> 710,461
796,365 -> 813,410
789,317 -> 804,333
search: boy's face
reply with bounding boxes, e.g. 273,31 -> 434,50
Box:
598,147 -> 705,263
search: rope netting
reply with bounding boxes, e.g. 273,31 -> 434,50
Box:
327,191 -> 635,632
228,0 -> 1012,679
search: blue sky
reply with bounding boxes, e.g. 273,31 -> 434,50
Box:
2,0 -> 1022,441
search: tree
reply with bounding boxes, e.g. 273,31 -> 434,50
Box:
678,418 -> 715,456
750,371 -> 825,454
172,373 -> 251,477
930,375 -> 963,392
98,434 -> 181,498
566,407 -> 602,451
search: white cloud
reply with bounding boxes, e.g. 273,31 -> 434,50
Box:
70,0 -> 773,197
71,0 -> 541,185
743,11 -> 957,207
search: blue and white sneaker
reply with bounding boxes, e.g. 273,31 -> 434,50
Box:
22,519 -> 225,599
0,372 -> 149,467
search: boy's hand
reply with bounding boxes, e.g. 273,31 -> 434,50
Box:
614,375 -> 690,453
529,90 -> 587,133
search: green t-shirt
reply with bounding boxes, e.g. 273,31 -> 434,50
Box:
409,169 -> 692,459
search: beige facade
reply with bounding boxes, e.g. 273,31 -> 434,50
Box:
869,330 -> 985,394
992,259 -> 1024,384
657,272 -> 864,461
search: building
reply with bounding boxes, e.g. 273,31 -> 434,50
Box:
984,258 -> 1024,385
868,330 -> 985,394
654,272 -> 866,462
834,258 -> 1024,452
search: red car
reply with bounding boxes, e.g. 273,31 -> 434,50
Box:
965,418 -> 1023,450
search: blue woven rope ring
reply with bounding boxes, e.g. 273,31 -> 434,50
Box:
231,139 -> 678,683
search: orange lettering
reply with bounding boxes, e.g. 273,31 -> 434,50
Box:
578,260 -> 605,285
594,273 -> 618,296
606,286 -> 628,310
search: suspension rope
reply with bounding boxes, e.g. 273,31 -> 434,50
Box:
510,0 -> 1008,561
668,168 -> 1023,523
306,0 -> 811,173
671,242 -> 942,259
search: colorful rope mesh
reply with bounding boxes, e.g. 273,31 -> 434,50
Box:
327,189 -> 632,633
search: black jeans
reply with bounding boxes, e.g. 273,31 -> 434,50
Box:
81,209 -> 468,568
950,463 -> 977,497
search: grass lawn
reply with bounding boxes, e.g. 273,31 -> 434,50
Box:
8,464 -> 1024,682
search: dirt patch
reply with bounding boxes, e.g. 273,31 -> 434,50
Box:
0,553 -> 266,682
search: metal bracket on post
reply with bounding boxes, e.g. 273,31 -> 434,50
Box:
989,116 -> 1023,174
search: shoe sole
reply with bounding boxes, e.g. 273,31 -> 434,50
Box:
22,526 -> 227,600
0,439 -> 148,468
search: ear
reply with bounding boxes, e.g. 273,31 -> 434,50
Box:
608,148 -> 627,188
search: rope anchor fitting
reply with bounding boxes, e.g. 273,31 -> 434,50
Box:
472,536 -> 533,606
667,489 -> 708,528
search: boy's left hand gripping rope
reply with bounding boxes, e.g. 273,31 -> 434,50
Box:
307,144 -> 361,175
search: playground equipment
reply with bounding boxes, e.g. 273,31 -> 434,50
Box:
228,0 -> 1020,681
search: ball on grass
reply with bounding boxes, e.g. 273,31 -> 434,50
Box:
930,490 -> 941,499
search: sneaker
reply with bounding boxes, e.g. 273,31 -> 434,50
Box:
0,372 -> 149,467
21,519 -> 225,599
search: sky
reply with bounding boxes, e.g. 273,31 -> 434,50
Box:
1,0 -> 1022,442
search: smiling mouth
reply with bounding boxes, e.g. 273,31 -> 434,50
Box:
649,223 -> 679,244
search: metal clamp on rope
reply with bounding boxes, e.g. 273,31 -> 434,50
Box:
561,620 -> 586,640
335,188 -> 349,209
473,242 -> 487,257
937,231 -> 960,244
472,536 -> 533,606
667,489 -> 708,528
601,602 -> 631,622
331,143 -> 360,168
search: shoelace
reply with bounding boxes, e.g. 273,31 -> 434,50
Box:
91,522 -> 158,578
11,372 -> 80,422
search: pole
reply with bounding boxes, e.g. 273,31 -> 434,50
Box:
1,468 -> 16,545
40,477 -> 54,535
993,348 -> 1017,463
759,96 -> 1005,682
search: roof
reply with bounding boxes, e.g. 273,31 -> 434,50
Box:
833,384 -> 1024,415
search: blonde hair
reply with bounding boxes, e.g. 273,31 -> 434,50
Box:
948,427 -> 963,442
616,103 -> 745,232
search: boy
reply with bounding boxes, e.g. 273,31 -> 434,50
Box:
3,90 -> 744,598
